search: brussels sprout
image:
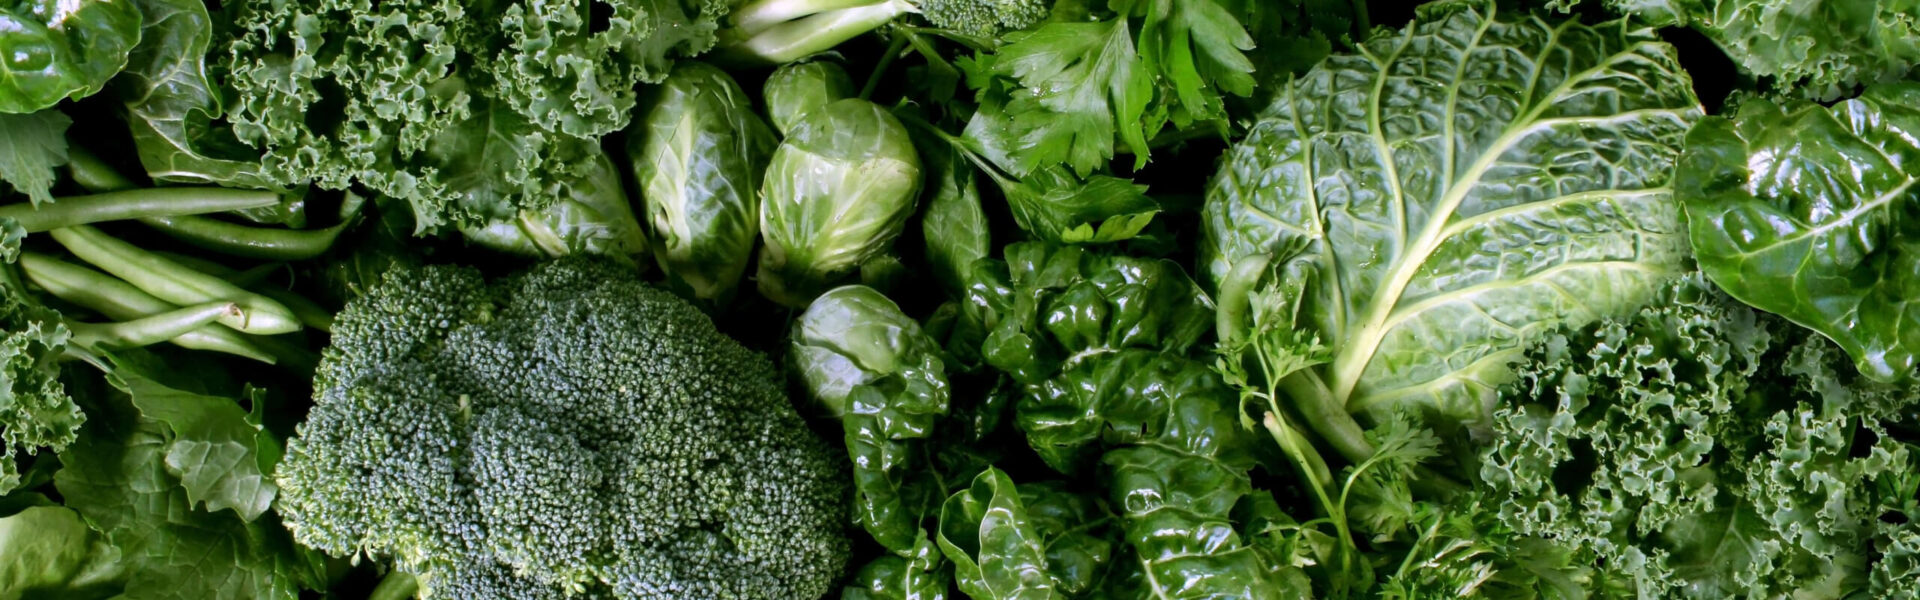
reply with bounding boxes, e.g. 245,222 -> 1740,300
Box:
459,147 -> 647,261
764,61 -> 854,136
757,98 -> 921,307
628,61 -> 778,305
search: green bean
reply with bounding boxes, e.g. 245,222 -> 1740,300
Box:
65,146 -> 140,192
139,255 -> 330,331
138,213 -> 350,260
48,225 -> 302,335
0,188 -> 284,232
19,252 -> 278,363
67,302 -> 241,351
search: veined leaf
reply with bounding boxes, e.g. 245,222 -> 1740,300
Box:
1203,0 -> 1701,431
1678,82 -> 1920,382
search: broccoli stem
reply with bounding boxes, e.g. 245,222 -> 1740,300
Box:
20,252 -> 279,364
66,301 -> 242,351
0,188 -> 283,232
48,225 -> 302,335
717,0 -> 914,65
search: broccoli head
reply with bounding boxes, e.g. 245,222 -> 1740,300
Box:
274,257 -> 851,599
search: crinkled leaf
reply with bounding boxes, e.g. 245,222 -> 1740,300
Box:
0,269 -> 74,495
0,0 -> 142,113
1203,0 -> 1700,428
1480,276 -> 1920,598
488,0 -> 726,139
967,243 -> 1290,598
791,286 -> 951,553
1678,82 -> 1920,382
0,110 -> 70,206
1559,0 -> 1920,100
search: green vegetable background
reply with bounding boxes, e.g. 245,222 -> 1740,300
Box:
1,0 -> 1917,598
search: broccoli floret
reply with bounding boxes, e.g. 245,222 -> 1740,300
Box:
274,257 -> 851,599
719,0 -> 1050,65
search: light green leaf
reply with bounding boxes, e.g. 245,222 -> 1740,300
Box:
0,111 -> 71,206
1203,0 -> 1700,430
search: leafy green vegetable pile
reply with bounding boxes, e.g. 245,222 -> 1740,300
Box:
1,0 -> 1918,598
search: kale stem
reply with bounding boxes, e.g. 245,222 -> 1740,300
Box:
0,188 -> 282,232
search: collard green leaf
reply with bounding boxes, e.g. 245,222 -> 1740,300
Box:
0,505 -> 123,599
1678,82 -> 1920,382
629,61 -> 777,303
0,110 -> 70,206
1202,0 -> 1700,429
115,366 -> 279,522
791,286 -> 951,553
115,0 -> 275,189
54,360 -> 325,600
0,0 -> 142,114
936,468 -> 1056,600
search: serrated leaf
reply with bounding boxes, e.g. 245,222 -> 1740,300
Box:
0,111 -> 71,206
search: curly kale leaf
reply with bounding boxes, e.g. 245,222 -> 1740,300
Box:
1,248 -> 74,495
1480,275 -> 1920,598
219,0 -> 726,231
1555,0 -> 1920,100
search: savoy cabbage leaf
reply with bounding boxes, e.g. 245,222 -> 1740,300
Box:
1203,0 -> 1701,440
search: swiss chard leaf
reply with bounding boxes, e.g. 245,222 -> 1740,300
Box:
1678,82 -> 1920,382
